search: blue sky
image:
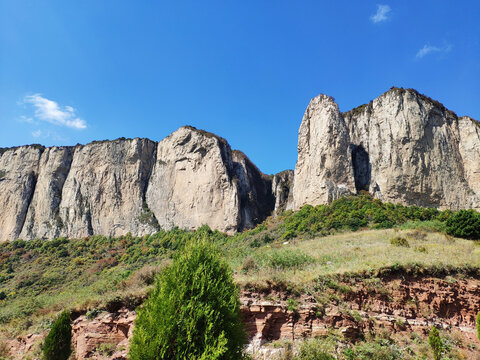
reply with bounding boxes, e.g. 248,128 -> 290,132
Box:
1,1 -> 479,174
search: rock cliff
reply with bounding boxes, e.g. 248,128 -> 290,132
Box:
271,170 -> 294,215
9,275 -> 480,359
290,88 -> 480,210
0,127 -> 276,241
145,126 -> 274,234
2,88 -> 479,241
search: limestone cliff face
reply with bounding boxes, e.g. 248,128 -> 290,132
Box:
2,88 -> 478,241
290,95 -> 356,209
458,116 -> 480,199
231,150 -> 275,230
271,170 -> 293,215
0,146 -> 44,242
0,127 -> 275,241
58,138 -> 158,239
19,146 -> 74,240
146,127 -> 274,234
290,88 -> 480,210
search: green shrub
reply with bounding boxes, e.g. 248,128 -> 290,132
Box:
446,209 -> 480,240
343,340 -> 402,360
129,238 -> 246,360
477,312 -> 480,343
322,279 -> 353,294
278,195 -> 445,238
286,298 -> 298,312
295,338 -> 335,360
241,256 -> 258,274
42,310 -> 72,360
85,308 -> 100,320
390,237 -> 410,247
428,326 -> 443,360
96,343 -> 116,356
265,249 -> 314,270
250,234 -> 273,248
282,229 -> 297,240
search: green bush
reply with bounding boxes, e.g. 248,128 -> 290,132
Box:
477,312 -> 480,343
278,195 -> 444,239
42,310 -> 72,360
390,237 -> 410,247
428,326 -> 443,360
286,298 -> 298,312
295,338 -> 335,360
96,342 -> 116,356
343,340 -> 402,360
264,249 -> 315,270
129,238 -> 246,359
446,209 -> 480,240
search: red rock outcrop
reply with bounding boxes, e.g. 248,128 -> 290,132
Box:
71,308 -> 135,359
7,275 -> 480,359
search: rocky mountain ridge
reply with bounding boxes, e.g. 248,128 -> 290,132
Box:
0,127 -> 279,241
289,87 -> 480,211
0,87 -> 479,241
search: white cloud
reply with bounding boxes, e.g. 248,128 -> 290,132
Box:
31,130 -> 42,138
416,44 -> 452,59
371,4 -> 391,23
30,129 -> 68,142
18,115 -> 35,124
23,94 -> 87,130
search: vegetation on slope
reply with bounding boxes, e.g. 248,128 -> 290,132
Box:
0,195 -> 478,340
285,330 -> 465,360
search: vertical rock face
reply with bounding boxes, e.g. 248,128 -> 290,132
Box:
290,88 -> 480,210
231,150 -> 275,229
271,170 -> 293,215
0,126 -> 276,241
290,95 -> 356,209
58,138 -> 158,239
146,127 -> 240,233
0,146 -> 44,241
458,116 -> 480,199
146,127 -> 274,234
4,139 -> 158,241
19,147 -> 74,240
2,87 -> 477,241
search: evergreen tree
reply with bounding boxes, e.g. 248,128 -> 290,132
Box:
477,312 -> 480,343
129,238 -> 246,359
428,326 -> 443,360
43,310 -> 72,360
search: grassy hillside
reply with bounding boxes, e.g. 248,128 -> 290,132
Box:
0,195 -> 479,342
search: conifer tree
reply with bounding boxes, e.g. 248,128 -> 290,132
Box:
428,326 -> 443,360
43,310 -> 72,360
129,238 -> 246,359
476,312 -> 480,343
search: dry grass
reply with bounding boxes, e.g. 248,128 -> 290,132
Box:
234,229 -> 480,285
